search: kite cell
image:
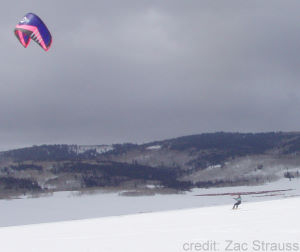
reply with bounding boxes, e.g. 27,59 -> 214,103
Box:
14,13 -> 52,51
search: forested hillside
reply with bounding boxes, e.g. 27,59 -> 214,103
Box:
0,132 -> 299,197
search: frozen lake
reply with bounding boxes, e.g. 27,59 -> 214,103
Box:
1,194 -> 299,252
0,178 -> 299,227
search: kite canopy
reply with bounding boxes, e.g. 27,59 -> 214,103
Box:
14,13 -> 52,51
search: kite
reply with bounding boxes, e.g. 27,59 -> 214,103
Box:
14,13 -> 52,51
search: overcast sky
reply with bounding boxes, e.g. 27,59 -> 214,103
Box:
1,1 -> 300,150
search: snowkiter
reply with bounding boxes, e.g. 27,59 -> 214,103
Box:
232,194 -> 242,209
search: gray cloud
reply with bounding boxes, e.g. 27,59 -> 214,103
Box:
1,0 -> 300,150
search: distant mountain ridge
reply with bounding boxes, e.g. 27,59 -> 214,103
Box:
0,144 -> 114,161
2,131 -> 298,160
0,132 -> 300,197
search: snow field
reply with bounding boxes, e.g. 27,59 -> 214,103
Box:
0,197 -> 299,252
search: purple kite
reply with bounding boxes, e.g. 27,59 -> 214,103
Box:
14,13 -> 52,51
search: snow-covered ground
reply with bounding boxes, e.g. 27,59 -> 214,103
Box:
69,144 -> 113,154
0,178 -> 299,227
0,196 -> 299,252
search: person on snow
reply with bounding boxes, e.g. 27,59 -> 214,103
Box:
232,194 -> 242,209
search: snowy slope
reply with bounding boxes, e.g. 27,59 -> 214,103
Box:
0,197 -> 299,252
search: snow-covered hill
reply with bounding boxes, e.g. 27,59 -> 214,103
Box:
68,144 -> 113,154
2,132 -> 300,196
0,197 -> 299,252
